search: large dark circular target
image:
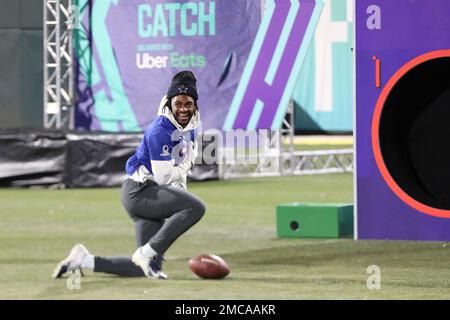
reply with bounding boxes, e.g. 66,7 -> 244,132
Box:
372,50 -> 450,217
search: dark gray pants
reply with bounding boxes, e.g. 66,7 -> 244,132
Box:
94,178 -> 206,277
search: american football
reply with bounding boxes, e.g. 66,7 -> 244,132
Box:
188,254 -> 230,279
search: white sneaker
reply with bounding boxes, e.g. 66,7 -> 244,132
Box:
150,255 -> 168,280
52,244 -> 90,278
157,270 -> 168,280
132,247 -> 164,279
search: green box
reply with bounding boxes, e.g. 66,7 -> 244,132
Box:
276,203 -> 354,238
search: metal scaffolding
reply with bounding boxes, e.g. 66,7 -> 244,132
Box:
43,0 -> 75,130
219,101 -> 354,179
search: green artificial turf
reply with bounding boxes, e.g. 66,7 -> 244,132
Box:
1,174 -> 449,299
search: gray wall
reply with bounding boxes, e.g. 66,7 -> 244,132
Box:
0,0 -> 43,129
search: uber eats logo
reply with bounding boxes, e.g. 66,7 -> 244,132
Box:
137,52 -> 206,69
136,1 -> 215,69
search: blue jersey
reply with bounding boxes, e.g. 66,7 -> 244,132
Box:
126,116 -> 196,176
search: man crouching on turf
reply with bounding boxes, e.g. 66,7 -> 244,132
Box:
53,70 -> 206,279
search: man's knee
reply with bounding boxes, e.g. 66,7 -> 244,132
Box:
191,198 -> 206,221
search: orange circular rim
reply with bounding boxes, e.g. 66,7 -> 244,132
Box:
371,49 -> 450,218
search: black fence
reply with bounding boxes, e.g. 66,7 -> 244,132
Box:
0,129 -> 218,188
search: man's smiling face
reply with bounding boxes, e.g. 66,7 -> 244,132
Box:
171,95 -> 196,127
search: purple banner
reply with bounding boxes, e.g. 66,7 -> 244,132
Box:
74,0 -> 261,132
223,0 -> 324,130
356,0 -> 450,240
74,0 -> 324,132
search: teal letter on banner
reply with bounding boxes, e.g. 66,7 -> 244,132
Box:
153,4 -> 168,37
181,2 -> 197,36
198,1 -> 216,36
165,3 -> 181,36
138,4 -> 152,37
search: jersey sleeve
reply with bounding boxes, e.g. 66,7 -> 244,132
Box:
146,129 -> 174,161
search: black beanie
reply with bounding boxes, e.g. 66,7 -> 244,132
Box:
167,70 -> 198,100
